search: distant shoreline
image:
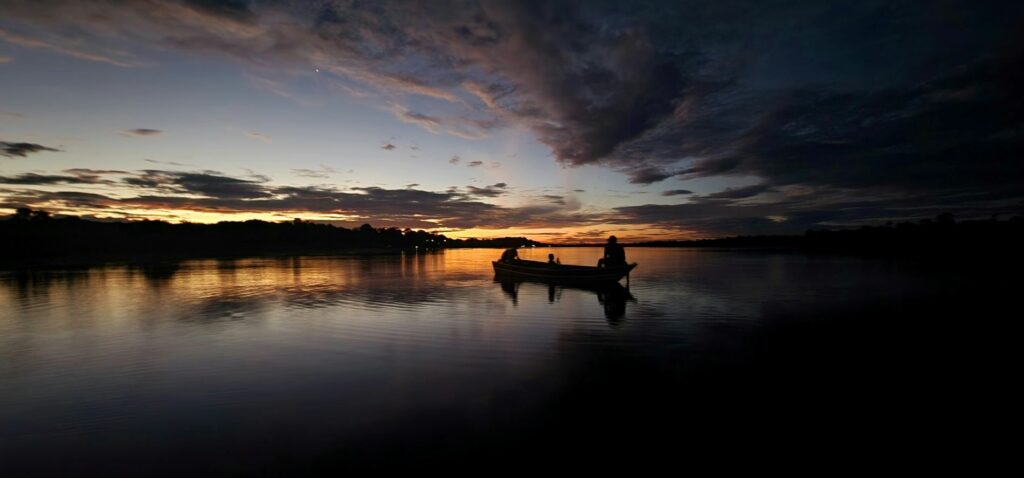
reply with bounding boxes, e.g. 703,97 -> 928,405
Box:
0,208 -> 542,268
3,210 -> 1023,267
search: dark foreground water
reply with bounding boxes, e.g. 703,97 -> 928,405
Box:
0,248 -> 1016,474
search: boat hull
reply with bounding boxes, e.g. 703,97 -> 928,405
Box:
492,260 -> 636,283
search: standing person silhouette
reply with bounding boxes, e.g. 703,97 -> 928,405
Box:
598,235 -> 626,268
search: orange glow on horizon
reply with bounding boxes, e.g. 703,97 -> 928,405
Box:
1,207 -> 702,243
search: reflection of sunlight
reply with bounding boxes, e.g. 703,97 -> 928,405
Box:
0,249 -> 639,337
5,253 -> 495,325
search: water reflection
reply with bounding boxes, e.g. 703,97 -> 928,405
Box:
1,248 -> 1013,473
495,277 -> 636,326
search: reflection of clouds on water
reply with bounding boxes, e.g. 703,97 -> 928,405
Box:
0,248 -> 959,361
118,254 -> 481,319
2,248 -> 1011,474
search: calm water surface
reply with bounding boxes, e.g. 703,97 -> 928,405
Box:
0,248 -> 1011,473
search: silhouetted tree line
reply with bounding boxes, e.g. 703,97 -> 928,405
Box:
801,213 -> 1024,255
450,237 -> 543,249
630,213 -> 1024,256
0,208 -> 542,265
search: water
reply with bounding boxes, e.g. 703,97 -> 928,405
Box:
0,248 -> 1013,473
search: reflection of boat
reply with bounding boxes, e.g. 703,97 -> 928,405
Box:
495,277 -> 636,324
492,260 -> 637,283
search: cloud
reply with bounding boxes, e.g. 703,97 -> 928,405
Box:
3,168 -> 602,230
465,182 -> 508,198
145,158 -> 190,167
0,26 -> 142,67
14,165 -> 1009,237
122,128 -> 162,137
392,107 -> 443,133
389,104 -> 496,139
8,190 -> 117,209
0,56 -> 12,64
626,166 -> 675,185
380,143 -> 396,151
542,194 -> 567,206
2,0 -> 1022,234
0,172 -> 106,185
121,170 -> 271,199
467,160 -> 483,167
661,189 -> 693,196
292,165 -> 336,179
1,141 -> 61,158
449,155 -> 461,165
704,184 -> 774,200
245,132 -> 271,143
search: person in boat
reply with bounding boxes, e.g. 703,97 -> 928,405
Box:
598,235 -> 627,268
547,253 -> 560,265
500,247 -> 520,263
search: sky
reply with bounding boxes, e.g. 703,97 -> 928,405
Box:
1,0 -> 1022,242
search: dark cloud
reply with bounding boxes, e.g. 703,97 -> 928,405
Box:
145,159 -> 190,167
467,160 -> 483,167
5,169 -> 599,230
122,170 -> 271,199
0,168 -> 126,186
380,143 -> 396,151
661,189 -> 693,196
449,155 -> 461,165
64,168 -> 129,175
465,182 -> 508,198
704,184 -> 774,200
542,194 -> 566,206
6,190 -> 116,209
122,128 -> 162,137
0,172 -> 104,185
1,141 -> 61,158
626,166 -> 674,185
613,184 -> 1024,237
9,165 -> 929,236
3,1 -> 1023,233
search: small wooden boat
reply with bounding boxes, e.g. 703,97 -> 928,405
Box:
492,259 -> 637,283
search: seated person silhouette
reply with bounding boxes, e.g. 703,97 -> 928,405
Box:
597,235 -> 627,268
548,253 -> 560,265
500,247 -> 519,263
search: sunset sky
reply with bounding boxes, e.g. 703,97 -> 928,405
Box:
2,0 -> 1022,242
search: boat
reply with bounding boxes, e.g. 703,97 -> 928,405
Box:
492,259 -> 637,283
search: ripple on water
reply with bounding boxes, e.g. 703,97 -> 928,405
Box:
2,248 -> 982,473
